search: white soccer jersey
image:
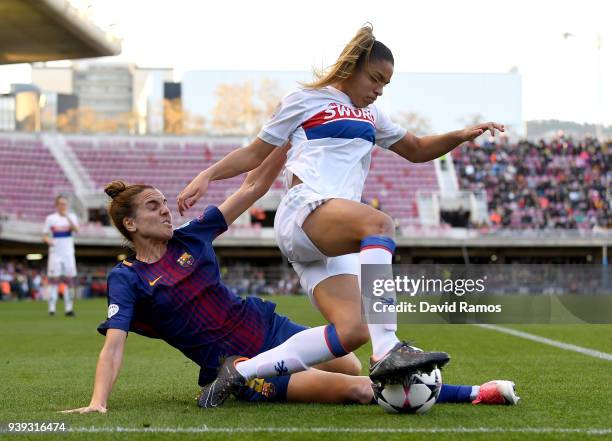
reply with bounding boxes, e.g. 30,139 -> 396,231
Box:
258,86 -> 406,200
43,212 -> 78,257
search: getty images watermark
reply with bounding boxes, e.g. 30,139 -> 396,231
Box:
361,265 -> 612,324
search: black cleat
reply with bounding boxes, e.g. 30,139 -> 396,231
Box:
197,356 -> 247,408
371,382 -> 384,403
65,311 -> 75,317
369,342 -> 450,382
49,311 -> 55,316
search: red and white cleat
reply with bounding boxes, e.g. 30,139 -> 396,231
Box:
472,380 -> 520,405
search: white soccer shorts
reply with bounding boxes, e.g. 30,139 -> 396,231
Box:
47,253 -> 77,278
274,184 -> 359,307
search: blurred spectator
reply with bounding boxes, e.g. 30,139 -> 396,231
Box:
370,197 -> 381,210
0,272 -> 11,300
13,267 -> 29,300
2,260 -> 303,300
221,262 -> 304,296
0,261 -> 109,301
249,207 -> 266,226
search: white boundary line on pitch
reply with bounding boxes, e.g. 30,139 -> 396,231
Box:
474,324 -> 612,361
66,427 -> 612,435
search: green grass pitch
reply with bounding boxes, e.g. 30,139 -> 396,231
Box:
1,296 -> 611,440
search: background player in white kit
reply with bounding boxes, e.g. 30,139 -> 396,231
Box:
179,25 -> 504,404
43,195 -> 79,316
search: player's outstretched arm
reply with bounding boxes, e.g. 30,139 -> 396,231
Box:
218,144 -> 289,226
177,138 -> 276,216
60,329 -> 127,414
390,122 -> 505,163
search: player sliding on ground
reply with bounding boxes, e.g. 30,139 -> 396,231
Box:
62,147 -> 518,414
178,24 -> 504,406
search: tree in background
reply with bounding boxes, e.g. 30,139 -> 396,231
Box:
257,78 -> 284,121
57,107 -> 140,134
211,78 -> 283,136
183,114 -> 207,135
56,107 -> 96,133
393,111 -> 432,136
457,113 -> 485,127
163,98 -> 208,135
163,98 -> 184,135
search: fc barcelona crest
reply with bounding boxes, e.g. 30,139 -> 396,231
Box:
177,252 -> 194,268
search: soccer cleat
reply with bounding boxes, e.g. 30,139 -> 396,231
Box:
197,356 -> 248,408
49,311 -> 55,316
369,382 -> 384,405
369,342 -> 450,382
472,380 -> 520,405
65,311 -> 75,317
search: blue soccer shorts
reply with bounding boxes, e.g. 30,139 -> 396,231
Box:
233,312 -> 308,402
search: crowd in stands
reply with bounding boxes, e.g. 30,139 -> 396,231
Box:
0,260 -> 304,301
0,261 -> 43,300
453,136 -> 610,230
0,261 -> 108,301
220,263 -> 304,296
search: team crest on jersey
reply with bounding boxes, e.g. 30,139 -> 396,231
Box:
108,304 -> 119,318
177,252 -> 194,268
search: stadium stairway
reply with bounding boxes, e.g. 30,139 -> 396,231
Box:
432,152 -> 490,227
41,133 -> 103,211
363,147 -> 440,227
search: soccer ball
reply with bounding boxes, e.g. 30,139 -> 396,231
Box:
374,368 -> 442,414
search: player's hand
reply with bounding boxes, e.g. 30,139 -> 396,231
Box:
177,172 -> 209,216
59,404 -> 107,414
459,122 -> 505,142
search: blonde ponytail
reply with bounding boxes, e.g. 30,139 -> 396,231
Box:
303,24 -> 376,89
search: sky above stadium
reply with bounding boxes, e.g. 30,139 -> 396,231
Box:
1,0 -> 610,126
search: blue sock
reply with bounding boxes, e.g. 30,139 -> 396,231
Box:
360,235 -> 396,253
437,384 -> 473,403
371,384 -> 474,405
324,324 -> 348,357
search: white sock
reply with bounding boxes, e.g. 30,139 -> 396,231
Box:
64,286 -> 74,312
359,236 -> 400,359
48,284 -> 58,313
470,386 -> 480,400
235,325 -> 347,380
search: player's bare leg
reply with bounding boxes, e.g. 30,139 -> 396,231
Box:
286,369 -> 373,404
312,275 -> 370,352
301,199 -> 394,257
313,352 -> 361,376
314,275 -> 448,381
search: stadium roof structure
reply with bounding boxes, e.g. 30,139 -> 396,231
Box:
0,0 -> 121,65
